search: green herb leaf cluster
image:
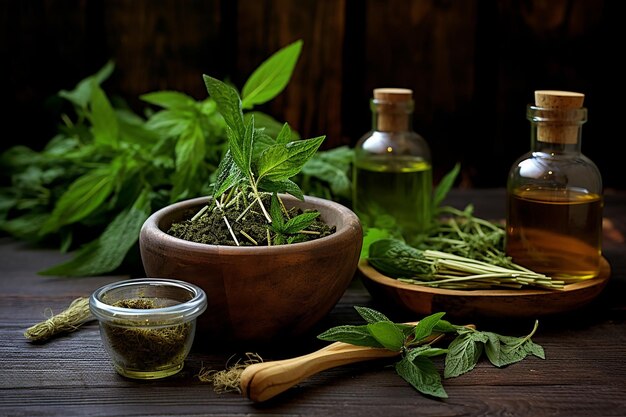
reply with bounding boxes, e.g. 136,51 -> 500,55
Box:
173,41 -> 328,246
203,58 -> 326,206
318,306 -> 545,399
0,40 -> 352,276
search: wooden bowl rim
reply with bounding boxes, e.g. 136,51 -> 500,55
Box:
141,194 -> 362,254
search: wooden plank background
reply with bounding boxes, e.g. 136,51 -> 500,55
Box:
2,0 -> 621,189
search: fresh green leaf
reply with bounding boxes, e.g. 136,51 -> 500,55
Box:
252,131 -> 276,160
354,306 -> 392,324
317,324 -> 384,348
203,75 -> 245,139
116,108 -> 162,146
224,115 -> 254,177
257,178 -> 304,200
88,82 -> 119,147
275,123 -> 292,144
140,91 -> 196,109
367,321 -> 405,351
256,136 -> 325,182
395,356 -> 448,398
40,162 -> 120,235
484,321 -> 545,367
39,189 -> 152,277
242,115 -> 255,173
58,60 -> 114,108
444,331 -> 488,378
282,211 -> 320,234
413,312 -> 446,342
368,239 -> 432,277
432,319 -> 459,334
212,150 -> 244,200
301,146 -> 353,198
171,121 -> 206,202
405,345 -> 448,361
241,39 -> 303,109
145,109 -> 193,137
245,111 -> 300,140
269,193 -> 285,230
432,162 -> 460,212
360,227 -> 394,259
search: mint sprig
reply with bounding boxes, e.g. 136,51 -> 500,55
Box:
318,306 -> 545,399
201,41 -> 325,228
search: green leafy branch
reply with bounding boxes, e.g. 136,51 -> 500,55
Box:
318,306 -> 545,399
193,40 -> 326,245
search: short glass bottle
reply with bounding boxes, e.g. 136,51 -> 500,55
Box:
505,90 -> 603,281
352,88 -> 432,241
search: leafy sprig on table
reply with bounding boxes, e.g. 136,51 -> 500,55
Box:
318,306 -> 545,399
0,39 -> 352,276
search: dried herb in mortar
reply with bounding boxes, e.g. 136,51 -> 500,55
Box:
168,193 -> 335,245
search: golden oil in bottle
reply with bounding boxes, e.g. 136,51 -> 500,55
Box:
506,187 -> 602,280
505,91 -> 603,281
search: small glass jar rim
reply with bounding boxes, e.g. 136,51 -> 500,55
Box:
89,278 -> 207,325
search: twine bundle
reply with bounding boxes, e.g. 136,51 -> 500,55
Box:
23,297 -> 94,343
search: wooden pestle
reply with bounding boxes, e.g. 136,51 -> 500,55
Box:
239,327 -> 446,403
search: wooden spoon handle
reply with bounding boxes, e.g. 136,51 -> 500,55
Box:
239,330 -> 445,403
239,341 -> 400,403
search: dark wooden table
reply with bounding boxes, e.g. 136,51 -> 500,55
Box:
2,189 -> 625,417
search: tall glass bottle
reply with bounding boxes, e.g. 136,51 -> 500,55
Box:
505,90 -> 603,281
353,88 -> 432,241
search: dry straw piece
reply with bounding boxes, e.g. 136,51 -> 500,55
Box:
198,352 -> 263,394
24,297 -> 93,342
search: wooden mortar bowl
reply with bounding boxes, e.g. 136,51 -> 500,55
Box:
139,195 -> 362,347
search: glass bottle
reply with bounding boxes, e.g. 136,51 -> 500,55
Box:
352,88 -> 432,241
505,90 -> 603,282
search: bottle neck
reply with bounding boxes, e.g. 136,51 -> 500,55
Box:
371,98 -> 413,132
527,105 -> 587,154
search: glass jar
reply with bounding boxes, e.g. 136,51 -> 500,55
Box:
89,278 -> 207,379
505,90 -> 603,282
353,88 -> 432,241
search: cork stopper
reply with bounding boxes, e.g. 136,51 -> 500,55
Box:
374,88 -> 413,102
534,90 -> 585,144
373,88 -> 413,132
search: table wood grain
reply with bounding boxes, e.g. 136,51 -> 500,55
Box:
2,189 -> 625,417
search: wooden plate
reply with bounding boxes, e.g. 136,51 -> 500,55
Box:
357,257 -> 611,319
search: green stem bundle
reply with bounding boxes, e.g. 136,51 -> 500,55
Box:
369,239 -> 565,290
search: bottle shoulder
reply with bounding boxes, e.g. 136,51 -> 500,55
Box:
508,152 -> 602,192
355,130 -> 431,159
